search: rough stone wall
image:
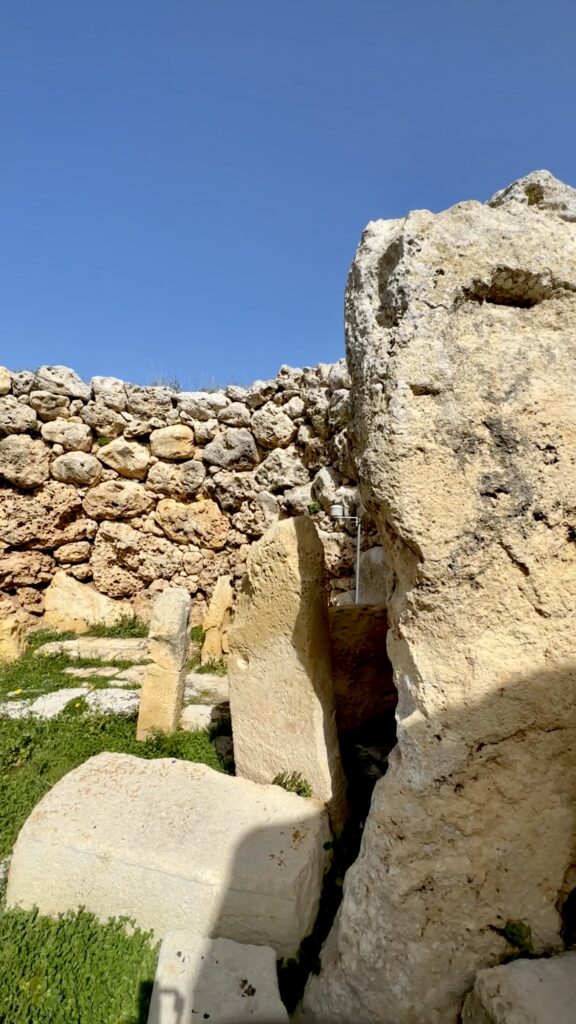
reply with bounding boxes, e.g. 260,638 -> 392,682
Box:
303,170 -> 576,1022
0,361 -> 379,622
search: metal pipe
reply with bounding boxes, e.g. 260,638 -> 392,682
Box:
355,516 -> 361,604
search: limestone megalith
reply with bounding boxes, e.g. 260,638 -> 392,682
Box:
228,516 -> 347,828
137,586 -> 191,739
304,171 -> 576,1022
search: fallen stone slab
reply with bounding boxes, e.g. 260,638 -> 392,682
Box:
35,637 -> 149,663
0,699 -> 33,720
185,671 -> 229,703
63,666 -> 120,679
7,753 -> 330,956
84,689 -> 140,715
462,951 -> 576,1023
113,665 -> 147,685
29,687 -> 89,719
147,932 -> 288,1024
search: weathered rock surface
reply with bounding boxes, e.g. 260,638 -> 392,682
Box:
304,171 -> 576,1022
0,596 -> 27,661
51,451 -> 102,486
150,424 -> 195,460
36,634 -> 149,661
0,436 -> 50,488
35,365 -> 91,400
137,587 -> 191,739
43,571 -> 133,632
462,952 -> 576,1023
0,395 -> 38,435
40,418 -> 92,451
229,517 -> 347,827
83,480 -> 155,520
7,753 -> 330,956
156,498 -> 229,549
201,574 -> 233,664
96,438 -> 150,479
147,933 -> 288,1024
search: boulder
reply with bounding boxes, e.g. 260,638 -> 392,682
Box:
90,520 -> 184,597
303,171 -> 576,1023
137,587 -> 191,739
54,541 -> 92,564
83,480 -> 155,520
43,571 -> 133,632
126,385 -> 174,419
51,452 -> 102,487
0,395 -> 38,435
254,447 -> 309,491
150,424 -> 195,460
41,418 -> 92,451
0,550 -> 54,587
228,517 -> 347,828
0,366 -> 11,395
0,435 -> 50,488
177,391 -> 228,421
218,401 -> 251,427
251,403 -> 297,449
34,365 -> 91,400
145,459 -> 206,499
96,438 -> 150,479
80,401 -> 127,439
32,398 -> 72,440
462,952 -> 576,1024
0,481 -> 84,547
147,933 -> 288,1024
203,428 -> 259,470
6,753 -> 331,957
91,375 -> 127,411
156,498 -> 229,549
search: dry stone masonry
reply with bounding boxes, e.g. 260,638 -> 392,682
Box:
303,170 -> 576,1022
0,361 -> 380,624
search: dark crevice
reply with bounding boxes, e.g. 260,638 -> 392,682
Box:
458,267 -> 575,310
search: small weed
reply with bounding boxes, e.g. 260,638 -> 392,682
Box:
85,616 -> 148,639
149,376 -> 182,392
272,772 -> 312,798
307,501 -> 322,515
495,919 -> 535,955
189,625 -> 204,645
195,659 -> 227,677
94,435 -> 112,447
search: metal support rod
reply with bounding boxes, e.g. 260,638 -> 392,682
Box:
355,515 -> 361,604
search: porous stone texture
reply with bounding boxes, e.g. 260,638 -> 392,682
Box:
147,933 -> 289,1024
0,596 -> 27,661
43,571 -> 133,632
228,517 -> 347,827
0,360 -> 382,621
462,952 -> 576,1024
7,753 -> 331,956
303,171 -> 576,1022
201,574 -> 233,664
137,587 -> 191,739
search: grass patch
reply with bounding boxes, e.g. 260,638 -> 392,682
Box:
186,627 -> 227,676
272,771 -> 312,798
0,905 -> 158,1024
84,616 -> 148,639
0,635 -> 135,703
0,714 -> 226,860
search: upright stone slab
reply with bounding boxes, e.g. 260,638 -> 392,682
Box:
228,517 -> 347,828
304,171 -> 576,1023
0,596 -> 27,662
6,753 -> 331,957
200,574 -> 233,664
137,586 -> 191,740
147,933 -> 289,1024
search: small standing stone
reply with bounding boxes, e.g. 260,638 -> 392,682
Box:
137,587 -> 191,739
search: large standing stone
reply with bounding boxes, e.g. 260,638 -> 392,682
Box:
303,171 -> 576,1022
147,933 -> 288,1024
137,587 -> 191,739
228,517 -> 347,827
6,753 -> 330,957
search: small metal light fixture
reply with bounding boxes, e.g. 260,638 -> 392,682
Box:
330,501 -> 361,603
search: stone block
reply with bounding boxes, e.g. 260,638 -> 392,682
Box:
137,587 -> 191,739
462,952 -> 576,1023
7,753 -> 331,957
43,571 -> 133,632
147,932 -> 288,1024
228,517 -> 347,829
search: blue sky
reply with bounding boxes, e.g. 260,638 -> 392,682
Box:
1,0 -> 574,388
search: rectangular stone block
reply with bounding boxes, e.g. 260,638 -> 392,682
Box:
137,586 -> 191,739
7,753 -> 331,957
147,932 -> 289,1023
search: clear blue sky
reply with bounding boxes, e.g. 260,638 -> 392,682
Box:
1,0 -> 574,388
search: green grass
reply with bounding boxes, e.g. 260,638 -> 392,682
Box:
0,906 -> 158,1024
0,713 -> 225,860
84,616 -> 148,639
0,631 -> 135,703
